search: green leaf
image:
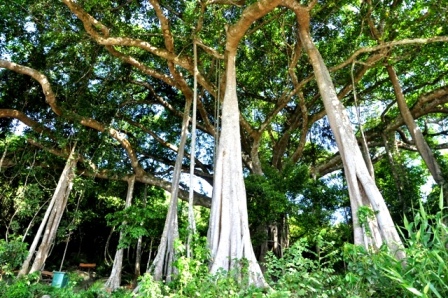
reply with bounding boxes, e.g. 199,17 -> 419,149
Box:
419,200 -> 427,220
405,286 -> 423,296
428,282 -> 443,298
423,282 -> 430,294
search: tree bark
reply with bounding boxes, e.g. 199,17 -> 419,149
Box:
208,50 -> 266,287
134,185 -> 148,280
151,99 -> 191,282
22,198 -> 50,243
386,64 -> 448,205
187,40 -> 199,258
18,146 -> 77,276
25,146 -> 77,275
105,175 -> 136,291
282,1 -> 404,259
382,133 -> 406,212
207,0 -> 281,287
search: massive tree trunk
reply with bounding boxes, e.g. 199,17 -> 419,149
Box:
151,99 -> 191,282
105,175 -> 136,291
386,64 -> 448,205
208,49 -> 266,286
20,145 -> 77,275
207,0 -> 281,287
284,2 -> 404,259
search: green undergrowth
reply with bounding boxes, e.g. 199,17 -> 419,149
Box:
1,196 -> 447,298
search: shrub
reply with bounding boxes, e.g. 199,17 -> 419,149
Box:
0,273 -> 48,298
378,193 -> 448,297
342,243 -> 404,297
138,273 -> 167,298
265,229 -> 343,297
342,191 -> 448,298
0,235 -> 28,278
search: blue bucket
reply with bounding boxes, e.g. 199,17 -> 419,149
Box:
51,271 -> 69,288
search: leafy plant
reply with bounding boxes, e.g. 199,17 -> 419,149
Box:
0,235 -> 28,278
138,273 -> 167,298
342,190 -> 448,298
105,187 -> 167,250
265,229 -> 343,297
342,243 -> 403,297
0,273 -> 45,298
378,191 -> 448,297
357,206 -> 378,237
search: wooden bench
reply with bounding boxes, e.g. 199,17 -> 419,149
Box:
41,270 -> 54,278
79,263 -> 96,269
79,263 -> 96,279
40,270 -> 54,284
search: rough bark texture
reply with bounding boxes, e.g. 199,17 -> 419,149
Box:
281,1 -> 404,258
105,175 -> 135,291
24,147 -> 77,275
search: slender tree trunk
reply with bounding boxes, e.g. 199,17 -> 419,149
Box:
19,146 -> 77,276
187,40 -> 199,258
134,185 -> 147,279
134,237 -> 143,278
254,225 -> 269,270
386,64 -> 448,205
105,175 -> 135,291
29,158 -> 76,273
146,238 -> 154,273
382,133 -> 406,212
286,4 -> 404,259
104,226 -> 115,266
22,198 -> 50,243
151,99 -> 192,282
6,208 -> 19,243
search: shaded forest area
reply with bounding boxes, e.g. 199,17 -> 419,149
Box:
1,0 -> 447,297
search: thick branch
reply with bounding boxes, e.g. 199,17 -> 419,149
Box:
0,109 -> 54,137
226,0 -> 282,50
0,60 -> 61,115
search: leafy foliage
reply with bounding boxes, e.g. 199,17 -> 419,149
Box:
1,0 -> 448,296
265,229 -> 342,297
104,186 -> 167,250
1,197 -> 447,297
0,235 -> 28,278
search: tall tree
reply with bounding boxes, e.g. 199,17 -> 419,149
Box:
207,0 -> 281,287
282,0 -> 403,258
2,0 -> 448,280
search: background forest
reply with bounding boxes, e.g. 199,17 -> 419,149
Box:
0,0 -> 447,297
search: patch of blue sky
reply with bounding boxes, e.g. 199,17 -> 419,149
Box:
0,33 -> 10,60
24,18 -> 37,33
180,172 -> 212,197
